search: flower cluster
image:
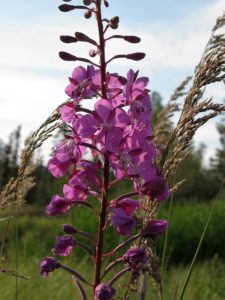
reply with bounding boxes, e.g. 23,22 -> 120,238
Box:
46,65 -> 169,228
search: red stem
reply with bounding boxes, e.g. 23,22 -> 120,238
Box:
93,0 -> 109,294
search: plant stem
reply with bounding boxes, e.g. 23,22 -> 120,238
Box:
93,0 -> 109,293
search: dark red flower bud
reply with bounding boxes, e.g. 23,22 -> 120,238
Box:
59,51 -> 77,61
58,4 -> 76,12
124,35 -> 141,43
83,0 -> 92,5
126,52 -> 146,61
84,10 -> 92,19
63,0 -> 72,2
60,35 -> 77,43
75,32 -> 97,46
109,16 -> 119,29
104,0 -> 109,7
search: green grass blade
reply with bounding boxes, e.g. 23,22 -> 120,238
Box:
177,179 -> 224,300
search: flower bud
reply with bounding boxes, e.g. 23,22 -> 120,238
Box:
94,284 -> 116,300
109,16 -> 119,29
104,0 -> 109,7
58,4 -> 76,12
59,51 -> 77,61
60,35 -> 77,43
62,224 -> 77,234
83,0 -> 92,5
84,10 -> 92,19
143,219 -> 168,236
89,49 -> 97,57
75,32 -> 97,45
63,0 -> 72,2
124,35 -> 141,43
126,52 -> 146,61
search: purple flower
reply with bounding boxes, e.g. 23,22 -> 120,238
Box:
111,198 -> 140,216
123,247 -> 147,267
94,283 -> 116,300
65,65 -> 97,101
144,219 -> 168,236
73,160 -> 102,191
46,195 -> 71,216
63,179 -> 88,202
110,208 -> 135,235
52,236 -> 76,256
40,257 -> 60,277
59,102 -> 75,123
76,98 -> 129,153
123,69 -> 149,103
139,172 -> 169,202
62,224 -> 76,234
48,157 -> 71,178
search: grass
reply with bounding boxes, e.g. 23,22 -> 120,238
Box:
0,257 -> 225,299
1,199 -> 225,299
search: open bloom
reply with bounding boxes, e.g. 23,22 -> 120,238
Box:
94,283 -> 116,300
76,98 -> 129,153
65,65 -> 97,101
111,198 -> 140,215
110,208 -> 135,235
52,236 -> 76,256
40,257 -> 60,277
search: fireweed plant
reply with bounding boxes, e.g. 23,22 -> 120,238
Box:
40,0 -> 169,298
38,1 -> 225,300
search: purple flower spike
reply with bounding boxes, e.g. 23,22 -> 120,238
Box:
110,208 -> 135,235
40,257 -> 60,277
52,236 -> 76,256
144,219 -> 168,236
46,195 -> 71,216
94,283 -> 116,300
123,247 -> 147,267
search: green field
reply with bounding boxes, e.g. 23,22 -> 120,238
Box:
1,199 -> 225,299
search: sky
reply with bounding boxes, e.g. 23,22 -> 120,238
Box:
0,0 -> 224,164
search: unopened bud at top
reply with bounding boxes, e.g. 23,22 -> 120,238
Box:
103,0 -> 109,7
126,52 -> 146,61
60,35 -> 77,43
84,10 -> 92,19
83,0 -> 92,5
89,49 -> 98,57
124,35 -> 141,43
59,51 -> 77,61
109,16 -> 119,29
58,4 -> 76,12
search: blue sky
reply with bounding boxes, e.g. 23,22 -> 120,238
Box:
0,0 -> 224,163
